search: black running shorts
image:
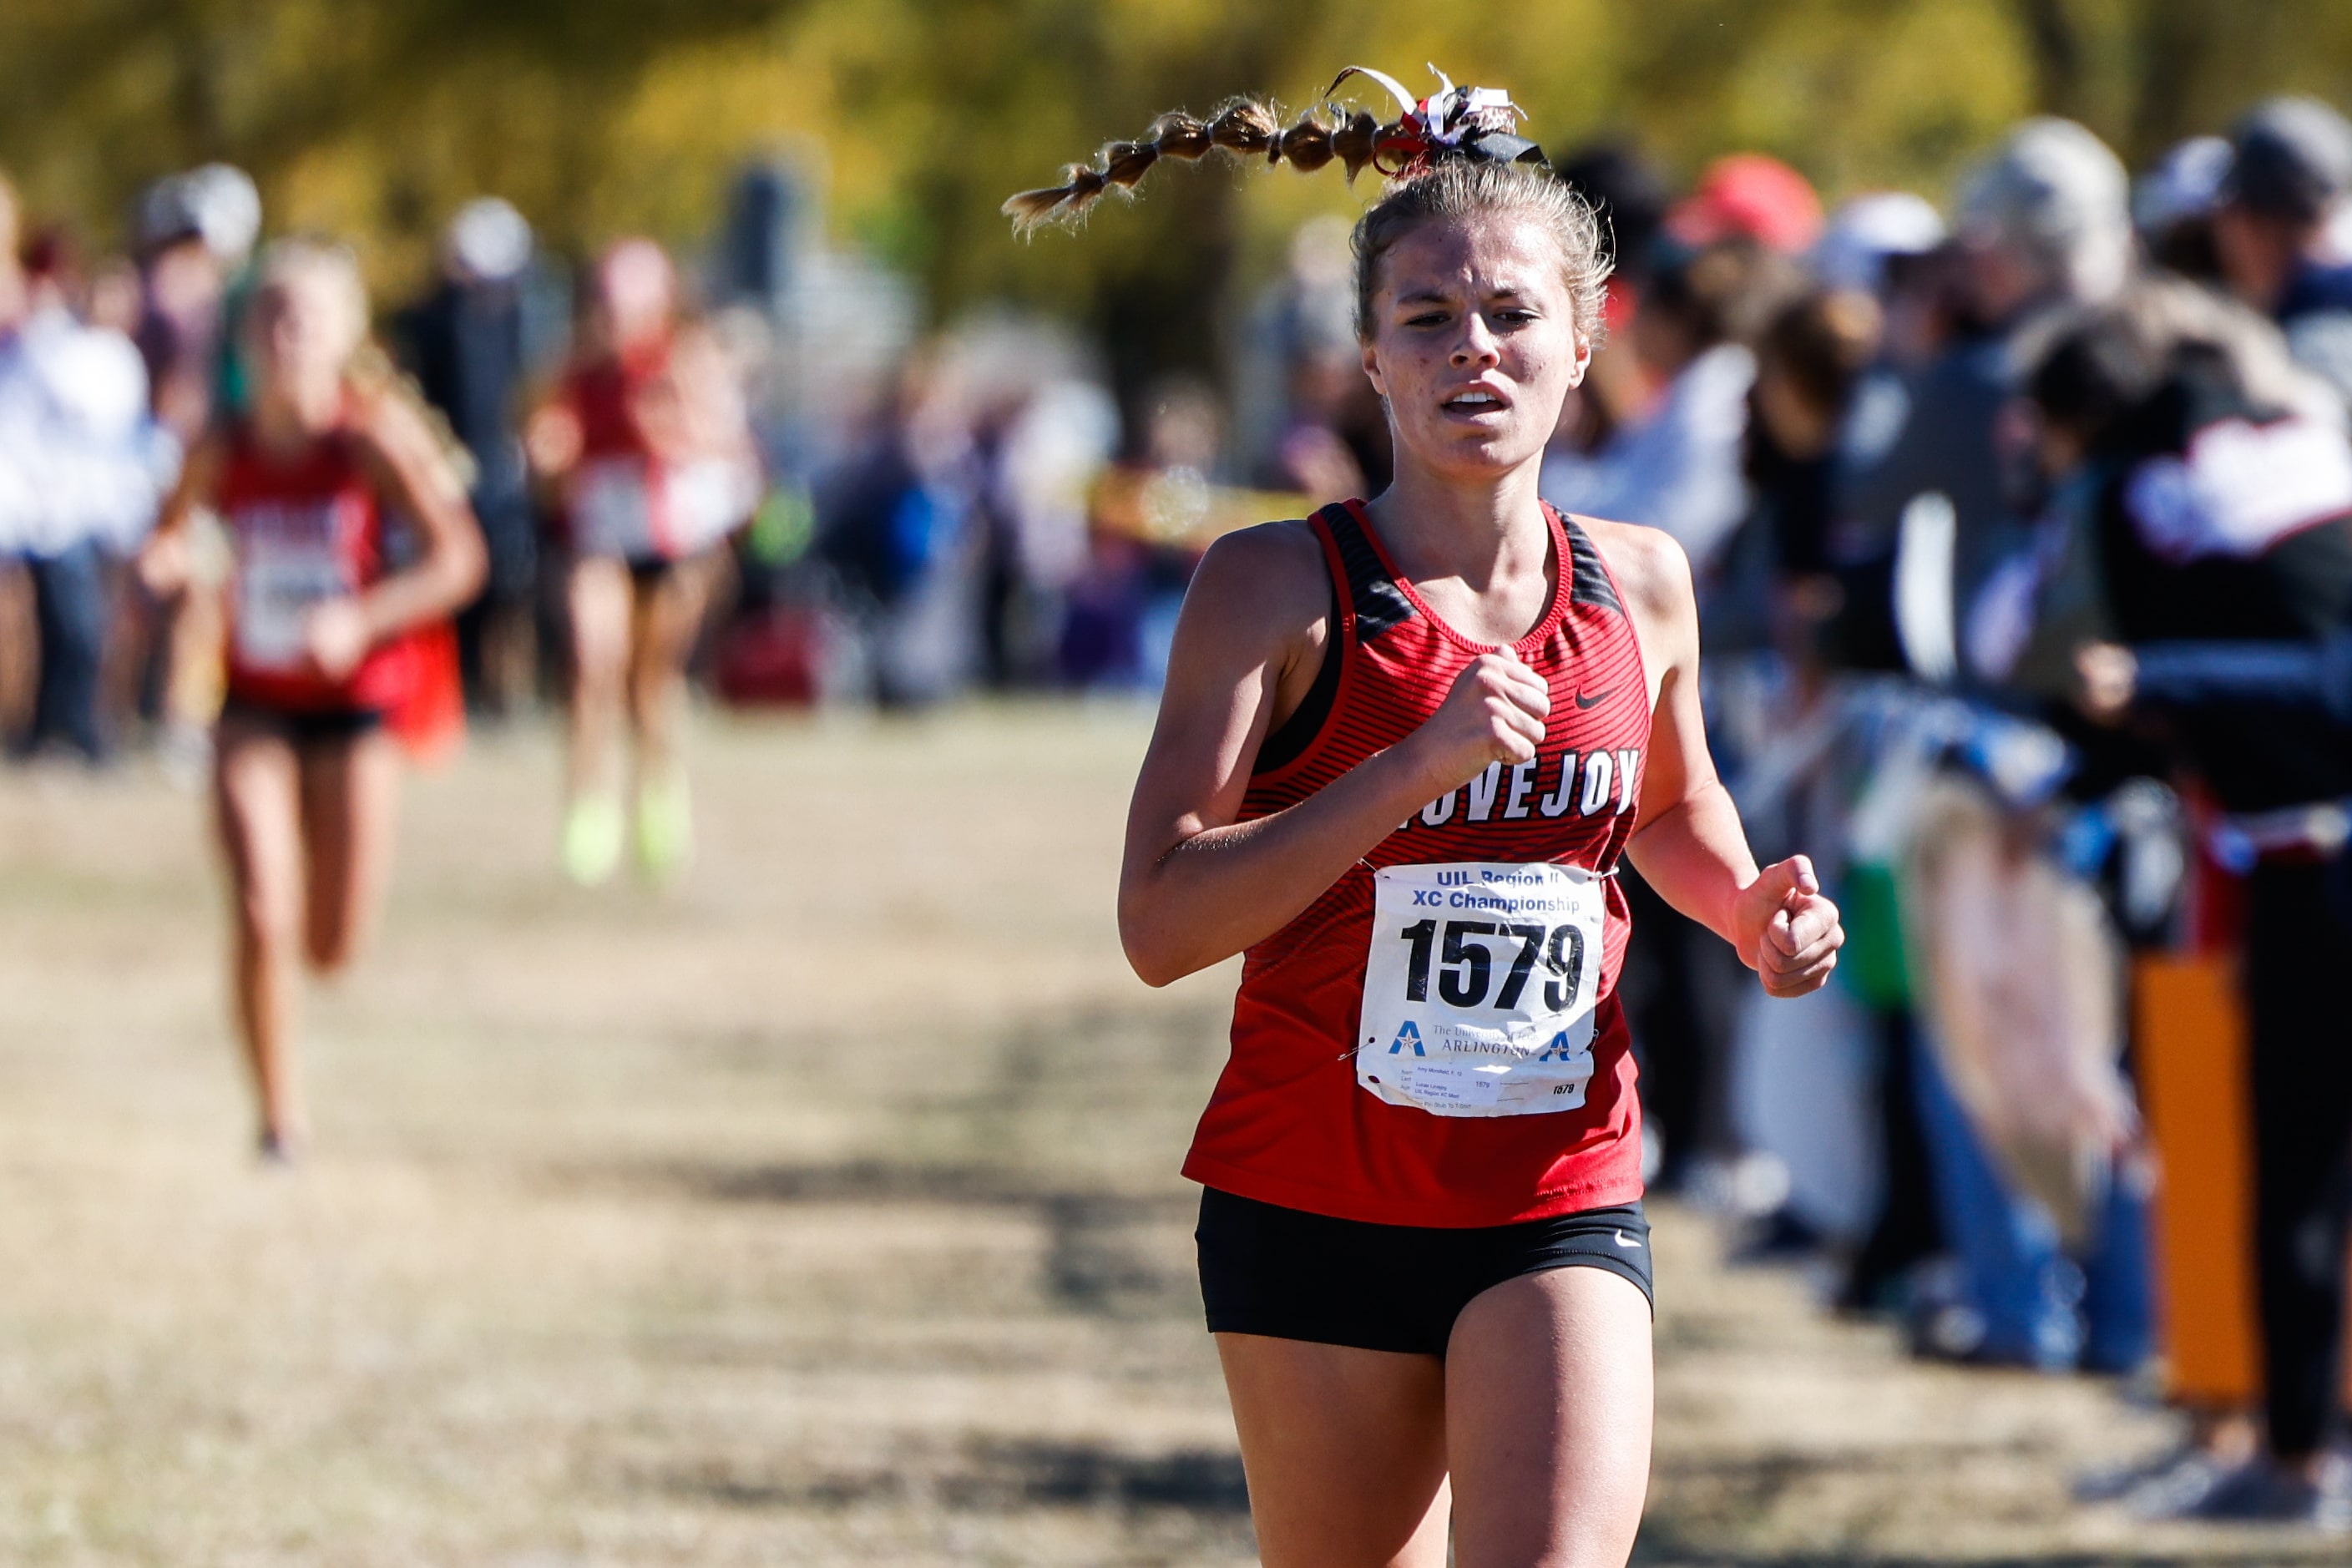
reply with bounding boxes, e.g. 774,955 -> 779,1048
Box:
1196,1186 -> 1654,1358
219,700 -> 387,751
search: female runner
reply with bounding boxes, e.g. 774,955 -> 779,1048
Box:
1010,74 -> 1844,1566
526,239 -> 758,886
140,241 -> 485,1159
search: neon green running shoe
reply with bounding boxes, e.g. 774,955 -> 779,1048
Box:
636,770 -> 695,885
562,792 -> 625,887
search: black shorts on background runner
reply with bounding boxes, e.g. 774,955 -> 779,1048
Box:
1196,1186 -> 1654,1357
218,701 -> 387,750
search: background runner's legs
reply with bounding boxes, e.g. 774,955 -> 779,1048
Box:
212,718 -> 309,1146
564,556 -> 632,811
296,728 -> 401,973
625,556 -> 712,792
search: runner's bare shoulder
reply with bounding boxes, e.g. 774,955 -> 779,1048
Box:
344,378 -> 468,507
1563,514 -> 1695,627
1176,517 -> 1332,667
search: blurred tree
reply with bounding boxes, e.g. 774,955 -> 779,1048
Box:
1,0 -> 2349,408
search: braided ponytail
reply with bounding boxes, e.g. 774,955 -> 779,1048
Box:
1004,95 -> 1384,235
1207,99 -> 1277,158
1004,66 -> 1583,346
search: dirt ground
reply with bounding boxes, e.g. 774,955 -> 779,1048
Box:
0,705 -> 2336,1565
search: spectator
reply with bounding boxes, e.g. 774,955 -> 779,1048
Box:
1062,378 -> 1221,690
133,165 -> 259,443
397,198 -> 549,716
0,180 -> 173,763
812,359 -> 979,707
2012,278 -> 2352,1523
2213,98 -> 2352,408
1813,192 -> 1947,300
1544,239 -> 1801,574
1666,153 -> 1827,257
1554,142 -> 1674,453
1841,118 -> 2132,685
2135,134 -> 2233,284
130,165 -> 260,769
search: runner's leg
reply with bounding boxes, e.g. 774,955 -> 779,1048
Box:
626,555 -> 711,781
298,726 -> 401,973
1445,1266 -> 1653,1568
563,554 -> 631,882
1214,1334 -> 1451,1568
626,556 -> 712,878
214,717 -> 308,1148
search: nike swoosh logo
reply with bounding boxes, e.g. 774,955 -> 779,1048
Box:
1574,690 -> 1611,710
1612,1230 -> 1643,1249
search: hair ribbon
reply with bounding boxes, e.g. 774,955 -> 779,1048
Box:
1323,64 -> 1549,176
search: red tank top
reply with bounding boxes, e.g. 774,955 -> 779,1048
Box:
1181,500 -> 1651,1227
560,342 -> 691,559
566,342 -> 666,463
220,416 -> 418,714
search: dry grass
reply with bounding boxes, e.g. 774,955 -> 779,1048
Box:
0,704 -> 2334,1565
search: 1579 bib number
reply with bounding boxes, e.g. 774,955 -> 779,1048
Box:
1357,862 -> 1604,1118
1394,917 -> 1585,1012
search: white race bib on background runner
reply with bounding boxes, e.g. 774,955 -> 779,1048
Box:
1357,862 -> 1606,1118
665,456 -> 758,556
235,530 -> 346,672
571,458 -> 660,559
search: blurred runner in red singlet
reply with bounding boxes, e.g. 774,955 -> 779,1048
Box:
526,239 -> 758,887
139,241 -> 485,1160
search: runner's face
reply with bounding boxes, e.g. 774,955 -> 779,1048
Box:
1361,214 -> 1588,481
251,271 -> 359,414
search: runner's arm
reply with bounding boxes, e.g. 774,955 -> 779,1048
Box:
1598,522 -> 1843,998
347,392 -> 488,645
134,434 -> 225,596
1120,523 -> 1550,987
522,374 -> 584,482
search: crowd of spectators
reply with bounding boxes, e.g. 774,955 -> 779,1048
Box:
1530,98 -> 2352,1532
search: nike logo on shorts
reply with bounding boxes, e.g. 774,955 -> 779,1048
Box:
1612,1230 -> 1642,1249
1575,690 -> 1611,709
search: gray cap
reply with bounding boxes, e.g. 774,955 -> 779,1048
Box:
447,197 -> 534,284
2133,135 -> 2232,235
2225,96 -> 2352,224
1956,118 -> 2131,301
136,164 -> 261,263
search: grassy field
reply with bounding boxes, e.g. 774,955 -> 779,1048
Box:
0,704 -> 2334,1565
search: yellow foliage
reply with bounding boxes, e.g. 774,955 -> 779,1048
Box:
0,0 -> 2346,331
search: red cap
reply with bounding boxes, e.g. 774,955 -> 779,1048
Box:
1666,154 -> 1824,254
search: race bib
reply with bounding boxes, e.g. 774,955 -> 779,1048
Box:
1357,862 -> 1606,1117
665,456 -> 758,556
235,536 -> 346,672
571,458 -> 660,558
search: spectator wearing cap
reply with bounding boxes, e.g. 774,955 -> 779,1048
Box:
1840,119 -> 2133,683
132,166 -> 257,443
395,198 -> 554,716
124,165 -> 260,770
1668,153 -> 1828,256
1814,192 -> 1946,300
2135,135 -> 2233,283
2214,97 -> 2352,409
